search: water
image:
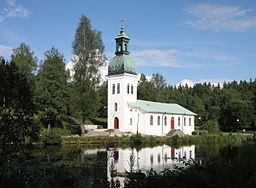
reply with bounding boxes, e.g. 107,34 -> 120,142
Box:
0,143 -> 237,187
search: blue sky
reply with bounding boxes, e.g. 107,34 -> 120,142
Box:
0,0 -> 256,85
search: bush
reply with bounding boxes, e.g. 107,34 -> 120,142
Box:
130,134 -> 143,144
202,120 -> 220,134
40,129 -> 62,146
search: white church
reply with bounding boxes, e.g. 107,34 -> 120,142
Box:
107,24 -> 196,136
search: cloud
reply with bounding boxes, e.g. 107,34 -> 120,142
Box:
0,0 -> 30,22
185,3 -> 256,32
186,49 -> 236,61
0,44 -> 12,57
176,78 -> 233,88
131,49 -> 185,68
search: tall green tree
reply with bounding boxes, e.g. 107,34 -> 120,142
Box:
11,43 -> 37,89
36,48 -> 69,128
71,15 -> 106,122
0,59 -> 39,145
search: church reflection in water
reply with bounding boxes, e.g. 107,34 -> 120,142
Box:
107,145 -> 195,186
79,145 -> 195,187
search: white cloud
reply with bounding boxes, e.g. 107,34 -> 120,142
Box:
6,0 -> 16,6
0,0 -> 30,22
65,57 -> 108,84
131,49 -> 185,68
176,78 -> 232,88
0,44 -> 12,57
186,49 -> 236,61
185,3 -> 256,32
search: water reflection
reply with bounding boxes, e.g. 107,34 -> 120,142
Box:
81,145 -> 195,187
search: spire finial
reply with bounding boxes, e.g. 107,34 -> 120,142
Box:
121,19 -> 125,33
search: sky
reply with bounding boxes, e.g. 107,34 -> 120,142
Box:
0,0 -> 256,86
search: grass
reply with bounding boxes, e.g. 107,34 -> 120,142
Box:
62,133 -> 252,146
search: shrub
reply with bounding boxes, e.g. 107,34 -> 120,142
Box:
40,129 -> 62,146
130,134 -> 143,144
202,120 -> 220,134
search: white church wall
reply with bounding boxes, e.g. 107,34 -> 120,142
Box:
107,73 -> 138,132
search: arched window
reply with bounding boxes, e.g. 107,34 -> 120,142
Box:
127,83 -> 130,94
150,115 -> 153,125
131,84 -> 133,94
178,117 -> 180,126
157,116 -> 160,125
189,118 -> 191,126
118,44 -> 122,51
164,116 -> 167,126
124,43 -> 128,51
130,118 -> 132,125
184,117 -> 186,126
112,84 -> 115,94
114,103 -> 117,111
117,83 -> 120,94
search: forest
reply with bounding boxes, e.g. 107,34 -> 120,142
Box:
0,15 -> 256,144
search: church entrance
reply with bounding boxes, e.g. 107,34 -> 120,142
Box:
114,117 -> 119,129
171,117 -> 174,129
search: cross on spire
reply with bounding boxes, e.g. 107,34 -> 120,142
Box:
121,19 -> 125,33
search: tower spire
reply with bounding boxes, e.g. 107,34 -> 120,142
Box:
121,19 -> 125,33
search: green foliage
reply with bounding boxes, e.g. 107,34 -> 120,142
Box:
71,15 -> 106,123
0,59 -> 39,145
130,134 -> 143,144
202,120 -> 220,134
138,76 -> 256,132
35,47 -> 70,128
40,129 -> 62,146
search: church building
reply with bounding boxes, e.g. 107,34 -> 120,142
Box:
107,24 -> 196,136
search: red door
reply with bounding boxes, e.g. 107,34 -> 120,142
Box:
171,118 -> 174,129
171,148 -> 175,159
114,117 -> 119,129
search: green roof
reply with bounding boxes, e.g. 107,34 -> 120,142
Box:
108,54 -> 137,75
128,100 -> 196,116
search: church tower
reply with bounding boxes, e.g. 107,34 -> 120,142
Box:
107,22 -> 138,131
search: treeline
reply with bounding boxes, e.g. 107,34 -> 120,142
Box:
1,15 -> 256,145
0,15 -> 107,144
138,73 -> 256,132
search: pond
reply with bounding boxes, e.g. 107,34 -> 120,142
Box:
0,142 -> 249,187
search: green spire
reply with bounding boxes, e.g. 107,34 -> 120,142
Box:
108,21 -> 137,75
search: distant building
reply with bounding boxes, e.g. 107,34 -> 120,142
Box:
107,23 -> 196,136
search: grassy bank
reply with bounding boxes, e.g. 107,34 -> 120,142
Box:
62,133 -> 252,146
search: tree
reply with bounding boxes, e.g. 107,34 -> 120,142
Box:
221,100 -> 254,131
36,48 -> 70,128
97,81 -> 107,118
0,59 -> 39,145
138,74 -> 157,101
202,120 -> 220,134
71,15 -> 106,122
11,43 -> 37,89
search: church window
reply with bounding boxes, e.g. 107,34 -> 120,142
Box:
131,84 -> 133,94
184,117 -> 186,126
164,116 -> 167,126
127,84 -> 130,94
117,83 -> 120,94
189,118 -> 191,126
114,103 -> 117,111
118,44 -> 122,51
124,43 -> 128,51
158,154 -> 161,163
157,116 -> 160,125
150,115 -> 153,125
178,117 -> 180,126
112,84 -> 115,94
130,118 -> 132,125
150,155 -> 153,164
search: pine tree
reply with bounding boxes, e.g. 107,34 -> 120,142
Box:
36,48 -> 70,128
71,15 -> 106,122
